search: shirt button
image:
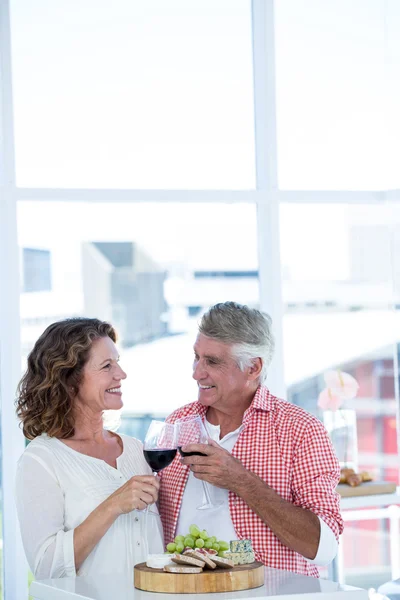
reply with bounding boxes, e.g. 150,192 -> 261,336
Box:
137,541 -> 141,546
135,517 -> 139,522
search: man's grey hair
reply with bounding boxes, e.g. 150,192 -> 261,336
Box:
198,301 -> 275,383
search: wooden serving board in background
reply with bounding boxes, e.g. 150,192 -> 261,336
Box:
338,481 -> 397,497
134,561 -> 265,594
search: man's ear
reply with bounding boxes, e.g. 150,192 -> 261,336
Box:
248,357 -> 263,381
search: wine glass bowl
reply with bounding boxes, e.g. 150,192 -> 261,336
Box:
176,416 -> 208,458
174,415 -> 222,510
178,447 -> 206,458
143,447 -> 177,472
143,420 -> 177,473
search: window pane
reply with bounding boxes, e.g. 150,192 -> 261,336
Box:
275,0 -> 396,190
387,0 -> 400,189
280,202 -> 400,586
18,202 -> 258,425
0,402 -> 3,599
11,0 -> 255,189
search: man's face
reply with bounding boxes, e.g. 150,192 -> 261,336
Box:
192,333 -> 251,410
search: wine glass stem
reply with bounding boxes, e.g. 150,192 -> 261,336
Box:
201,480 -> 213,506
142,471 -> 158,559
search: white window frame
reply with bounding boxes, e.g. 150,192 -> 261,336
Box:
1,0 -> 399,597
0,1 -> 29,599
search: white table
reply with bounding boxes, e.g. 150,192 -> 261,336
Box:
30,567 -> 367,600
378,577 -> 400,599
329,489 -> 400,584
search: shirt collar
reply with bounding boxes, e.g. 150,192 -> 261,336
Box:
194,385 -> 275,426
242,385 -> 275,425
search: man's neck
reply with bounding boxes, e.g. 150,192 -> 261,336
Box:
206,388 -> 257,438
206,411 -> 242,439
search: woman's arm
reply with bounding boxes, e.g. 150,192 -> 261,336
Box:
73,475 -> 159,571
16,453 -> 159,577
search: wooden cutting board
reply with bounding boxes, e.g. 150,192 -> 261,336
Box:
338,481 -> 397,497
134,561 -> 265,594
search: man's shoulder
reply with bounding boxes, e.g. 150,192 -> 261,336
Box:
272,395 -> 318,421
267,392 -> 326,437
166,402 -> 205,423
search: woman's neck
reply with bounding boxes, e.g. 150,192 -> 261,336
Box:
70,406 -> 106,442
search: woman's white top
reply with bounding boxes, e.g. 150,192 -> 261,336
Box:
176,421 -> 338,567
15,433 -> 164,579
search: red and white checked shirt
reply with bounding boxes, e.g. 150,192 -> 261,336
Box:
158,386 -> 343,577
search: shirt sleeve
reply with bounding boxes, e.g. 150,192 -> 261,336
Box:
291,417 -> 344,542
306,516 -> 338,566
15,451 -> 76,579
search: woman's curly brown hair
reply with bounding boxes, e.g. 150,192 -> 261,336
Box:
15,318 -> 117,440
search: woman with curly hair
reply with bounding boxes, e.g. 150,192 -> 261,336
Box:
15,318 -> 163,579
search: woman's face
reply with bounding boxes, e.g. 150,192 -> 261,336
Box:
75,336 -> 127,413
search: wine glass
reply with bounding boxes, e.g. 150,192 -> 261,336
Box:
143,420 -> 177,475
174,415 -> 223,510
142,420 -> 177,557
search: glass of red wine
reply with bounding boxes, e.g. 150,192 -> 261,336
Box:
175,415 -> 223,510
143,420 -> 177,474
142,420 -> 177,556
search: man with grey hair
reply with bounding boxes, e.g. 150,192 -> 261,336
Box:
159,302 -> 343,577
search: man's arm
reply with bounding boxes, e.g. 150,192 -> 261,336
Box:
234,468 -> 320,559
180,441 -> 320,559
181,421 -> 342,562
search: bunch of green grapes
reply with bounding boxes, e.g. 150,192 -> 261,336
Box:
166,524 -> 229,557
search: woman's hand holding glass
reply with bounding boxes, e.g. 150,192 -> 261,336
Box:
108,475 -> 160,514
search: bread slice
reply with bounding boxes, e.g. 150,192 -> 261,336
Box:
183,549 -> 216,569
209,555 -> 234,569
164,565 -> 203,574
171,553 -> 205,568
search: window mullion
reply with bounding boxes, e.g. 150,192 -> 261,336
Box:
252,0 -> 285,398
0,0 -> 28,598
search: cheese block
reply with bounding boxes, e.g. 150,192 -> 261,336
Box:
164,564 -> 203,574
223,551 -> 255,565
171,553 -> 205,568
230,539 -> 253,553
146,554 -> 175,569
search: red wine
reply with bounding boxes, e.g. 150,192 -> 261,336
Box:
178,446 -> 207,457
143,449 -> 177,472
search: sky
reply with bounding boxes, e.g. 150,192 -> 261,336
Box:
9,0 -> 400,191
9,0 -> 400,289
9,0 -> 400,307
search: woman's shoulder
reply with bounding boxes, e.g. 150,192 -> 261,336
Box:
118,432 -> 143,453
117,433 -> 151,474
19,433 -> 58,458
17,434 -> 60,479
